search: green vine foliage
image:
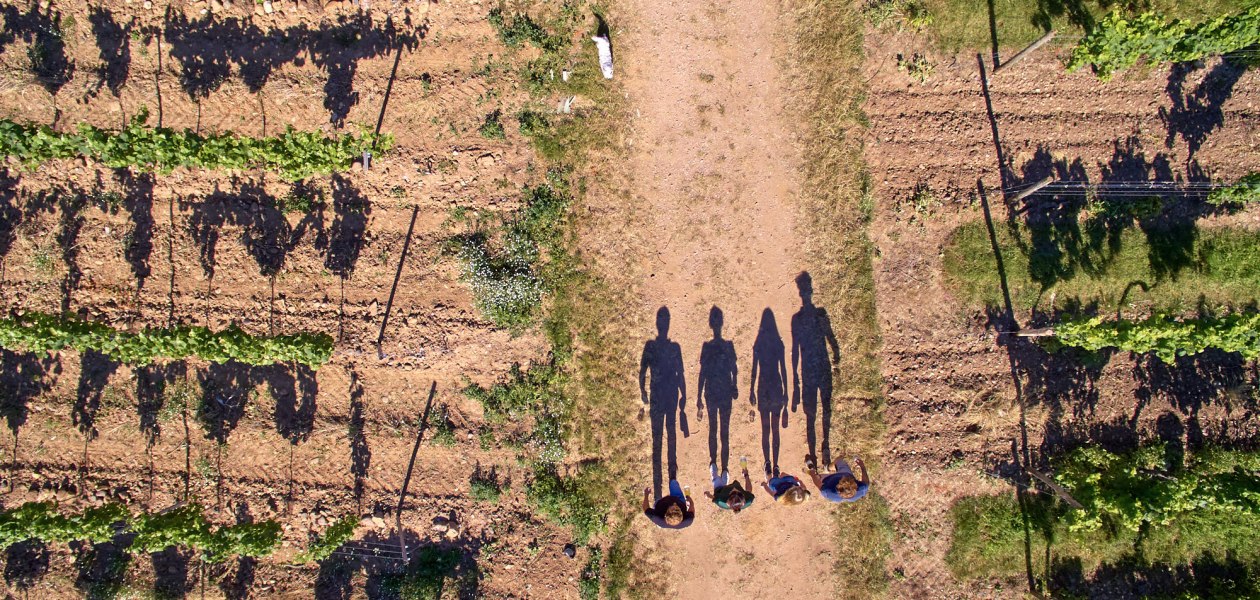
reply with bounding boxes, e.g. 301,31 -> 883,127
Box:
0,109 -> 391,180
0,311 -> 334,367
127,504 -> 282,561
295,515 -> 359,564
1067,7 -> 1260,80
0,502 -> 129,549
1208,172 -> 1260,206
1053,446 -> 1260,533
1050,312 -> 1260,364
0,502 -> 280,561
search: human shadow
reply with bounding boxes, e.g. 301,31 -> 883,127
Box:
750,308 -> 787,475
697,306 -> 736,473
0,2 -> 75,97
160,11 -> 425,126
348,369 -> 370,505
72,536 -> 133,600
1162,57 -> 1251,162
640,306 -> 685,499
86,7 -> 132,101
790,273 -> 839,466
3,539 -> 50,592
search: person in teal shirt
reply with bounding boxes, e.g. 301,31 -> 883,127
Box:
705,463 -> 755,513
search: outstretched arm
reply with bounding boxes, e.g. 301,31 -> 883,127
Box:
790,324 -> 801,409
742,468 -> 753,491
823,310 -> 841,365
855,458 -> 870,485
639,345 -> 650,405
748,350 -> 759,406
642,487 -> 652,512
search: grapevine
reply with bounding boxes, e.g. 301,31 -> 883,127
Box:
1208,172 -> 1260,206
1052,445 -> 1260,533
0,109 -> 391,181
294,515 -> 359,563
1067,7 -> 1260,80
0,311 -> 334,368
0,502 -> 281,561
1050,312 -> 1260,364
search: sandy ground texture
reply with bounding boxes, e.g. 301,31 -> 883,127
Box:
610,0 -> 857,596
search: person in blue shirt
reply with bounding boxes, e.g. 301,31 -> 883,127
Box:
807,455 -> 869,503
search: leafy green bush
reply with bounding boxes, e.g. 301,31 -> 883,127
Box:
1054,445 -> 1260,533
0,310 -> 334,367
426,403 -> 457,446
296,515 -> 359,564
579,548 -> 602,600
487,8 -> 565,51
1049,312 -> 1260,364
1,502 -> 280,561
391,546 -> 461,600
527,466 -> 605,544
1068,8 -> 1260,80
463,361 -> 570,464
451,177 -> 572,329
1209,173 -> 1260,206
947,446 -> 1260,587
0,109 -> 389,180
478,110 -> 506,140
0,502 -> 129,549
470,474 -> 504,503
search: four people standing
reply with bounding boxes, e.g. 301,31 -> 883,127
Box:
639,273 -> 869,528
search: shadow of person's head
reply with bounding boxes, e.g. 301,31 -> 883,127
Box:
709,306 -> 724,337
656,306 -> 670,338
796,271 -> 814,304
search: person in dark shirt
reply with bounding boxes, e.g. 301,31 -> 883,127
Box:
705,463 -> 754,514
643,481 -> 694,529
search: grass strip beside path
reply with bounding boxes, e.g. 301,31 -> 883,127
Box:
794,0 -> 893,594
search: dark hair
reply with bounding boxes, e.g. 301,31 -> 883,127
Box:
728,490 -> 746,512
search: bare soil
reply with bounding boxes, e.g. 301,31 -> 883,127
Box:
865,32 -> 1260,598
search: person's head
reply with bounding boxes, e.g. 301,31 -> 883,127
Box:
796,272 -> 814,304
782,486 -> 810,505
728,490 -> 746,513
836,474 -> 859,499
664,504 -> 685,526
655,306 -> 670,338
708,306 -> 724,337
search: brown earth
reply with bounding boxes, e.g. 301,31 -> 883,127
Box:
0,0 -> 599,597
865,32 -> 1260,598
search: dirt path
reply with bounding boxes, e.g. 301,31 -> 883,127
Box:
616,0 -> 843,595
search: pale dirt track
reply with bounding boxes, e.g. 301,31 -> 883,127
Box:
615,0 -> 847,596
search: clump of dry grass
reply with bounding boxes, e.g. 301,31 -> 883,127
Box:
789,0 -> 893,595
